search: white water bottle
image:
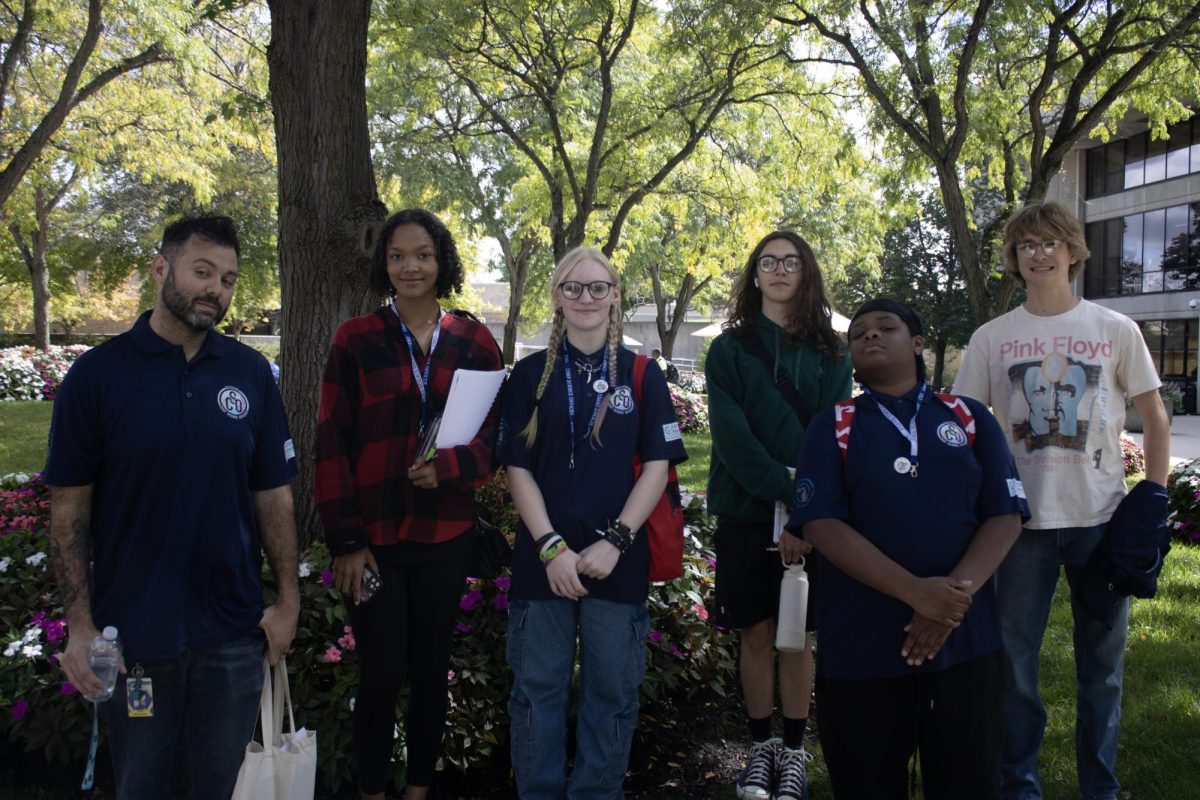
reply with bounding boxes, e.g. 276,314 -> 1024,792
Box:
87,626 -> 122,702
775,559 -> 809,653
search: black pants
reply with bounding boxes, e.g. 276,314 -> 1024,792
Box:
347,532 -> 475,793
816,651 -> 1006,800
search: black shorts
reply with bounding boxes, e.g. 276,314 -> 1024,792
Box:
713,518 -> 819,631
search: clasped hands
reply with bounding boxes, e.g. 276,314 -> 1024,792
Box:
901,576 -> 973,666
545,540 -> 621,599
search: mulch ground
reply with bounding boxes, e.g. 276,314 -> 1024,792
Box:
1,689 -> 770,800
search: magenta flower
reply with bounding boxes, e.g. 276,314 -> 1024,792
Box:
647,630 -> 663,644
693,603 -> 709,622
319,569 -> 334,588
44,619 -> 65,644
670,644 -> 685,659
494,576 -> 511,591
337,625 -> 356,651
60,681 -> 77,695
11,698 -> 29,721
455,623 -> 472,634
322,645 -> 342,663
447,669 -> 456,681
459,588 -> 483,612
493,593 -> 509,611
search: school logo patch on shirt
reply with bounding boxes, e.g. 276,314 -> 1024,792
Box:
1007,478 -> 1026,499
937,421 -> 969,447
609,385 -> 635,415
795,478 -> 815,508
217,386 -> 250,419
662,422 -> 681,442
284,439 -> 295,461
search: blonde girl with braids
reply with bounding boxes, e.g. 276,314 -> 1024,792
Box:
497,246 -> 688,799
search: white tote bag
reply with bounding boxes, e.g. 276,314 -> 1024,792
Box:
231,656 -> 317,800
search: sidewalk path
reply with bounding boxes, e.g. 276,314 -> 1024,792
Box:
1123,413 -> 1200,468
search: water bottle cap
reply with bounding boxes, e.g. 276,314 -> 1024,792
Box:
102,626 -> 118,641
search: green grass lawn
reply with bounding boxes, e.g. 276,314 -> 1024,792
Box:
1,405 -> 1195,797
0,400 -> 51,474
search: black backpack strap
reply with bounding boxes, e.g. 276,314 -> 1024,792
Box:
449,308 -> 481,322
733,329 -> 812,426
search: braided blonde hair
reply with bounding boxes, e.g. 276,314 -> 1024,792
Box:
520,247 -> 623,449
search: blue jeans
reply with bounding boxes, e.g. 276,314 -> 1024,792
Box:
101,630 -> 265,800
996,526 -> 1128,800
508,597 -> 650,800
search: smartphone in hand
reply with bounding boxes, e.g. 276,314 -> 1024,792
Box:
361,564 -> 383,604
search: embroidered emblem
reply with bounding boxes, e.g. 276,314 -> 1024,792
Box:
284,439 -> 295,461
609,385 -> 635,415
937,421 -> 969,447
217,386 -> 250,419
795,478 -> 815,508
662,422 -> 681,442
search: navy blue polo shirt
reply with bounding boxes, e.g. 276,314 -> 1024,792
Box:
497,343 -> 687,603
44,312 -> 297,661
788,384 -> 1029,680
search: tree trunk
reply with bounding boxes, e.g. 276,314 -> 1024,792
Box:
932,335 -> 948,391
934,164 -> 988,326
267,0 -> 386,544
30,250 -> 49,351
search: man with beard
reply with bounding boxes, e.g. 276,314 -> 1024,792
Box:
44,215 -> 300,799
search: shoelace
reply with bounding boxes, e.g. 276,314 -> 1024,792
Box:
742,740 -> 776,790
775,747 -> 813,799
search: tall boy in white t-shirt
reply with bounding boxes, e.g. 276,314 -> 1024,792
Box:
954,202 -> 1169,800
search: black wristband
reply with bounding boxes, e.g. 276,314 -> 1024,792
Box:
534,531 -> 561,551
599,520 -> 634,553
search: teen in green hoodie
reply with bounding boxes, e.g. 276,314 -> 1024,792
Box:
705,230 -> 851,800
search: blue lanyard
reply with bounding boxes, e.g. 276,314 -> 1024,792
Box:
563,337 -> 608,470
392,301 -> 442,434
862,382 -> 928,477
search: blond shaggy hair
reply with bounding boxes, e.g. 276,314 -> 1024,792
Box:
1002,202 -> 1090,288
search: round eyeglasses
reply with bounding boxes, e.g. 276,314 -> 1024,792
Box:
1015,240 -> 1062,258
559,280 -> 616,300
757,255 -> 803,273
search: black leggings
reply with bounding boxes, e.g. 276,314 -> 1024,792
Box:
347,534 -> 475,793
816,651 -> 1006,799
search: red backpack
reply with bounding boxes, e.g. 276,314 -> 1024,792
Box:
833,392 -> 976,464
631,355 -> 685,582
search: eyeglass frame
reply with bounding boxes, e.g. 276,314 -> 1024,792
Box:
1014,239 -> 1064,258
558,279 -> 617,300
756,255 -> 804,274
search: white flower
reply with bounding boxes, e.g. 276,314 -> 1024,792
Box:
20,643 -> 42,658
348,697 -> 356,712
21,627 -> 40,644
3,641 -> 19,657
0,557 -> 10,573
297,562 -> 311,578
25,552 -> 47,567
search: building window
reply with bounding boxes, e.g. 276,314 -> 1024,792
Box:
1084,202 -> 1200,299
1139,319 -> 1198,413
1085,114 -> 1199,198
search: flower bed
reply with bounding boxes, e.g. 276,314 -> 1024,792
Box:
668,383 -> 709,433
0,471 -> 733,793
1166,457 -> 1200,544
0,346 -> 90,401
1121,434 -> 1145,477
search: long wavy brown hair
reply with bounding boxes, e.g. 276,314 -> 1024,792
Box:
724,230 -> 842,354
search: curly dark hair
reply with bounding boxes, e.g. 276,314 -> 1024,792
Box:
724,230 -> 842,354
369,208 -> 464,299
161,215 -> 240,262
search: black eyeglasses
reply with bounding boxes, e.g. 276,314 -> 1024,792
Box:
559,280 -> 616,300
1015,240 -> 1062,258
757,255 -> 803,274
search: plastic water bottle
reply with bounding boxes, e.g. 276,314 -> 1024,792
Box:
775,559 -> 809,653
87,626 -> 122,702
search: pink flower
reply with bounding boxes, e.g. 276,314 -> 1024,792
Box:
60,681 -> 77,695
337,625 -> 356,651
11,698 -> 29,721
693,603 -> 708,622
322,645 -> 342,663
319,569 -> 334,588
447,669 -> 456,681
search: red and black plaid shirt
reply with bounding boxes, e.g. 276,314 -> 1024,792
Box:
314,307 -> 502,555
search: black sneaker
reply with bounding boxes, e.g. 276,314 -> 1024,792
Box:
736,737 -> 780,800
775,745 -> 812,800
